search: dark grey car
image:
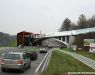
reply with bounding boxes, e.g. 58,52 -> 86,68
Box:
1,52 -> 31,72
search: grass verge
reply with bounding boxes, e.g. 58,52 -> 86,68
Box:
41,50 -> 95,75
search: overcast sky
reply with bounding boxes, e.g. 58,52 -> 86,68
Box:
0,0 -> 95,35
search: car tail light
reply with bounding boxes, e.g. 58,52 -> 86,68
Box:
18,59 -> 23,64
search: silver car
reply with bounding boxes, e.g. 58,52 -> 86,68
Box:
1,51 -> 31,72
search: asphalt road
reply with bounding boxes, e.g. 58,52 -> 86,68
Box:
0,47 -> 47,75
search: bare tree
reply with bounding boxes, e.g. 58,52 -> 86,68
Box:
58,14 -> 95,32
77,14 -> 87,29
87,15 -> 95,28
70,23 -> 78,30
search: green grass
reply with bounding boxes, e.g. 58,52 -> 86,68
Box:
9,40 -> 17,47
17,47 -> 40,52
32,47 -> 40,51
25,47 -> 39,51
62,48 -> 95,60
41,50 -> 95,75
0,40 -> 17,47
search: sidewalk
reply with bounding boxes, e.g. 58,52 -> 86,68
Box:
59,50 -> 95,70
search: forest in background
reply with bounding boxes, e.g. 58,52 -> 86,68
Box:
0,32 -> 17,47
59,14 -> 95,31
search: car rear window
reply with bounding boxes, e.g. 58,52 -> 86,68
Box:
4,54 -> 20,60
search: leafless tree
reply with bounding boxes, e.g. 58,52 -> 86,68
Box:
77,14 -> 87,29
87,15 -> 95,28
70,23 -> 78,30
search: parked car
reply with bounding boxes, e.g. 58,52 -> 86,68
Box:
1,51 -> 31,72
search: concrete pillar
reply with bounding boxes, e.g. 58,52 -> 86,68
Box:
68,35 -> 75,48
65,36 -> 69,48
65,36 -> 68,43
61,37 -> 63,41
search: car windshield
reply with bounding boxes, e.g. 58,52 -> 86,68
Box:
4,54 -> 20,60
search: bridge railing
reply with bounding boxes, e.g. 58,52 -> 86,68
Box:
35,49 -> 53,72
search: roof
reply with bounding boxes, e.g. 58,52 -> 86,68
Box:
17,31 -> 40,36
17,31 -> 34,35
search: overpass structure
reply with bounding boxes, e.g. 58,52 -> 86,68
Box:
17,27 -> 95,49
45,27 -> 95,37
39,27 -> 95,48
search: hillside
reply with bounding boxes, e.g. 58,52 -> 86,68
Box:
0,32 -> 17,47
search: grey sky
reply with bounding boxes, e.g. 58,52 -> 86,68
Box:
0,0 -> 95,35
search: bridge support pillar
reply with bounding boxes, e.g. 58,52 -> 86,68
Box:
60,36 -> 65,42
61,37 -> 63,41
65,36 -> 70,48
65,36 -> 68,43
68,35 -> 75,48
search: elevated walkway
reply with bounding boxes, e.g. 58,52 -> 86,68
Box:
45,27 -> 95,37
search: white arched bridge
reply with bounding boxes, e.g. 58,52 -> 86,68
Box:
36,27 -> 95,48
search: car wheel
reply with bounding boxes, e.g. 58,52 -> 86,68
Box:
1,68 -> 6,72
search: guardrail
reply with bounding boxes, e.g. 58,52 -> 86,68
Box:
35,49 -> 53,72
